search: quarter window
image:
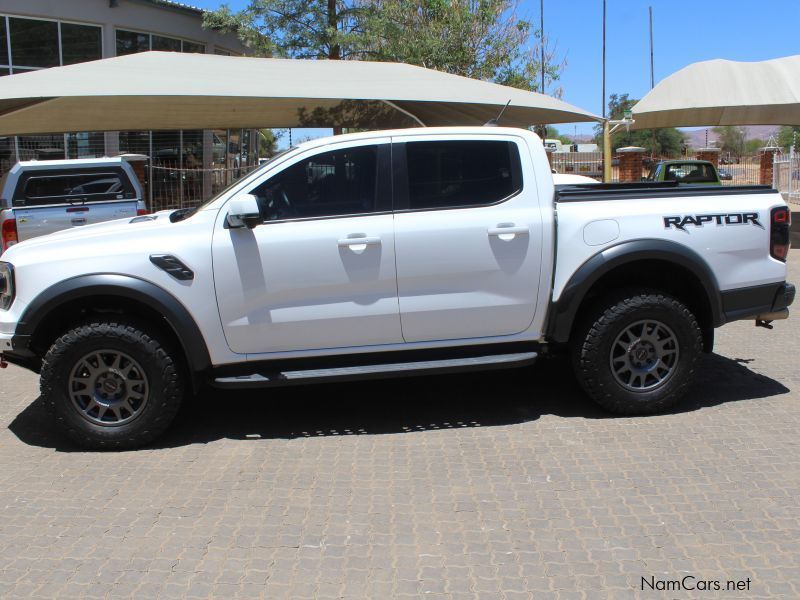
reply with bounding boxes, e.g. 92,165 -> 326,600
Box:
404,140 -> 522,210
252,146 -> 379,221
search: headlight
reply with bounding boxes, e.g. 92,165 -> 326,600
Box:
0,262 -> 14,310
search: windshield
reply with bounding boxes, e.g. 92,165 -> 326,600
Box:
192,146 -> 298,213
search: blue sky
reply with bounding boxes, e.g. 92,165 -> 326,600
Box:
190,0 -> 800,142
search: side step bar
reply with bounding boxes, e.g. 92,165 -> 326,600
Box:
211,352 -> 538,389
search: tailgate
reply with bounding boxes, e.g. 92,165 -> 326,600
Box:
14,201 -> 139,242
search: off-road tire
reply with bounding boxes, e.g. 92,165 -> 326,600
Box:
41,318 -> 184,450
572,290 -> 702,415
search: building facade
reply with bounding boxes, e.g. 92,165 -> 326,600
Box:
0,0 -> 259,208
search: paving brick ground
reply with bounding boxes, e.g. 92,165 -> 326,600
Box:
1,258 -> 800,599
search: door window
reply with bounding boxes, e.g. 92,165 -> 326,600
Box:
252,145 -> 380,221
402,140 -> 522,210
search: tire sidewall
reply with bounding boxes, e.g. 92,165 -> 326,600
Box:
42,321 -> 183,448
596,303 -> 697,402
575,293 -> 702,413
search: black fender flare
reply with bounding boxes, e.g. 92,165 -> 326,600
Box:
16,273 -> 211,374
546,239 -> 723,343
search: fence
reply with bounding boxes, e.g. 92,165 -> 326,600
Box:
551,152 -> 762,186
716,156 -> 761,186
148,163 -> 261,212
773,150 -> 800,206
551,152 -> 604,179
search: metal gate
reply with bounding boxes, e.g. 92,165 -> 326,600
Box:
773,149 -> 800,205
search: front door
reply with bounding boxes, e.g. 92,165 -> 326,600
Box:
392,136 -> 543,343
212,139 -> 403,354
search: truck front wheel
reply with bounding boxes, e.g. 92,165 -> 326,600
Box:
40,319 -> 185,449
572,291 -> 702,414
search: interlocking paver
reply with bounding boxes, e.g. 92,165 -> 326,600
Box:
2,257 -> 800,598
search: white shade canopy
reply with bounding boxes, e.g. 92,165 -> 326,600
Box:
0,51 -> 599,135
632,55 -> 800,129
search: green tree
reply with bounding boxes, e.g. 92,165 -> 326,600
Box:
778,126 -> 800,151
202,0 -> 365,59
544,126 -> 571,145
745,138 -> 765,154
258,128 -> 284,157
364,0 -> 565,94
594,93 -> 685,156
204,0 -> 565,93
712,126 -> 745,156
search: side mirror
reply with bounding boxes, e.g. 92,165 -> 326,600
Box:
226,193 -> 261,229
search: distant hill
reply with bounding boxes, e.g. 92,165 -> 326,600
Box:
682,126 -> 779,149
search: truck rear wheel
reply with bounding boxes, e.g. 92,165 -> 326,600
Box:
572,290 -> 702,415
40,319 -> 184,450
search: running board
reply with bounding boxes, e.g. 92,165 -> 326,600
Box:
211,352 -> 538,389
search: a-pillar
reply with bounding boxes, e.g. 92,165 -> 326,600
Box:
695,147 -> 721,167
617,146 -> 646,182
759,146 -> 781,186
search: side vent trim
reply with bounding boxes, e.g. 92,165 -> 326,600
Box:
149,255 -> 194,281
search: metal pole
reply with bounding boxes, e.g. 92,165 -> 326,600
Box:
649,6 -> 654,89
601,0 -> 609,181
649,6 -> 657,156
602,0 -> 606,119
788,150 -> 792,200
148,132 -> 153,210
603,121 -> 612,182
178,130 -> 184,209
540,0 -> 545,95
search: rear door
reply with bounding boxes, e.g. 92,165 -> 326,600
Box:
392,135 -> 543,343
12,168 -> 139,241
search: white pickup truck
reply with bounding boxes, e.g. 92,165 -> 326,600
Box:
0,157 -> 146,254
0,127 -> 794,449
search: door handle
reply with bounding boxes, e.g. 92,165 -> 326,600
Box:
337,235 -> 381,247
488,224 -> 529,237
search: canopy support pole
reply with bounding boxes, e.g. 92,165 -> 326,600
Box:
603,120 -> 611,182
382,100 -> 426,127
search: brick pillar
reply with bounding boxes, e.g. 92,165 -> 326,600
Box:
759,146 -> 780,186
120,153 -> 149,202
617,146 -> 646,182
696,147 -> 721,167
